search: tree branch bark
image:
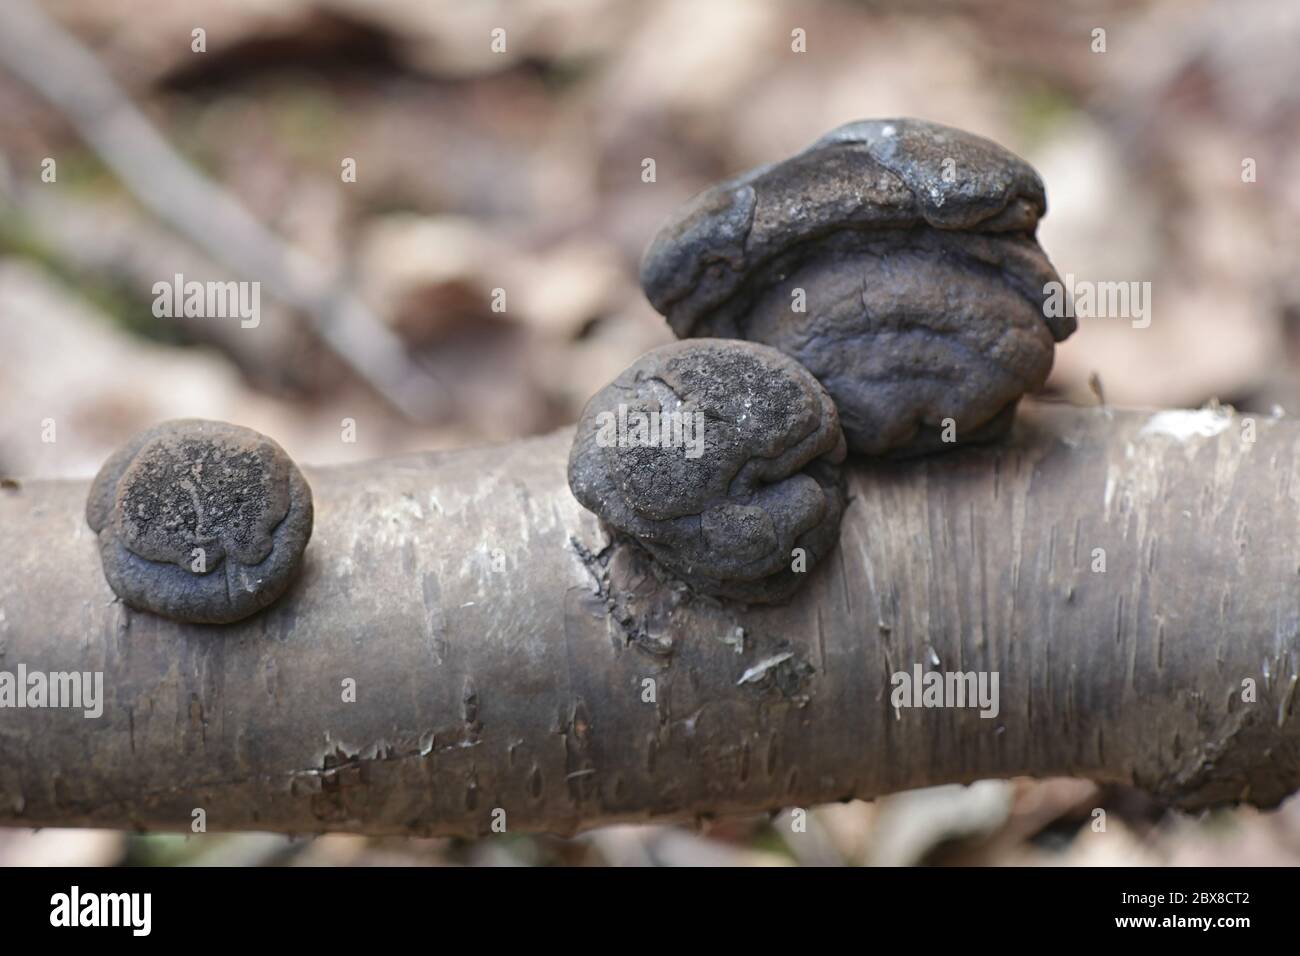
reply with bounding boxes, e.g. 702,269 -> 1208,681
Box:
1,403 -> 1297,836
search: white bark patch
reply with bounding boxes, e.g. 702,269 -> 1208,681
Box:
1138,409 -> 1232,442
737,652 -> 793,685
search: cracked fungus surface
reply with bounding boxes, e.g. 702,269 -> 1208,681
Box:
640,117 -> 1075,457
119,436 -> 287,567
568,339 -> 846,603
86,419 -> 313,624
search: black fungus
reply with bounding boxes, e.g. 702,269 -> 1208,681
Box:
568,339 -> 846,603
641,118 -> 1074,456
86,419 -> 313,623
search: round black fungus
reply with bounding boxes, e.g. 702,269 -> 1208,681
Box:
86,419 -> 313,624
640,118 -> 1075,456
568,339 -> 846,603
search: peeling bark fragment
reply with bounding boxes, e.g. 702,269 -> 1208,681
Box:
567,339 -> 846,603
86,419 -> 313,624
641,118 -> 1075,457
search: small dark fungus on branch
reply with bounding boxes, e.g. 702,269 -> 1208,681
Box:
640,117 -> 1075,457
86,419 -> 313,624
568,339 -> 846,603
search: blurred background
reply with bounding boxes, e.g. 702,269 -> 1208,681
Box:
1,0 -> 1299,865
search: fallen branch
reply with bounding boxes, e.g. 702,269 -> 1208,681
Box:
0,403 -> 1297,836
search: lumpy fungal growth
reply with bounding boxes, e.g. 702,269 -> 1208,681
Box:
86,419 -> 313,624
568,339 -> 846,603
640,118 -> 1075,457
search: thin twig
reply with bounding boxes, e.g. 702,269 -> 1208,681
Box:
0,0 -> 445,421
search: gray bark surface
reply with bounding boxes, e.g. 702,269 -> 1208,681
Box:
0,403 -> 1297,835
